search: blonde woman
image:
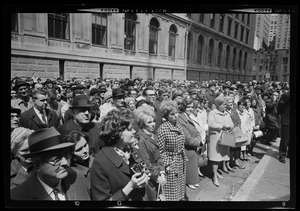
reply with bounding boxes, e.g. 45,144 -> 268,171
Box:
134,104 -> 166,200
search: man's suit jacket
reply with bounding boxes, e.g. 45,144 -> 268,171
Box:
10,168 -> 90,200
19,107 -> 60,131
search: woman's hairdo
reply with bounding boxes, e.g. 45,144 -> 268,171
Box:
214,96 -> 226,107
134,104 -> 156,129
159,99 -> 178,119
98,109 -> 134,146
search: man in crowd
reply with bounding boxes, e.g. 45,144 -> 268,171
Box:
57,95 -> 104,155
11,107 -> 21,132
18,89 -> 60,131
278,90 -> 290,163
11,80 -> 34,114
10,127 -> 90,200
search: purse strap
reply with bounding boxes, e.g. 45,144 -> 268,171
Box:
156,183 -> 164,199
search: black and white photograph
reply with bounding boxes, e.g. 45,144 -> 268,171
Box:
4,3 -> 297,209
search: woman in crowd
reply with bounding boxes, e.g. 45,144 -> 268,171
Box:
178,97 -> 202,190
125,97 -> 136,111
244,97 -> 255,158
134,104 -> 167,200
90,109 -> 150,201
249,97 -> 264,155
207,96 -> 234,187
64,130 -> 94,192
157,100 -> 187,201
189,99 -> 207,177
236,99 -> 252,161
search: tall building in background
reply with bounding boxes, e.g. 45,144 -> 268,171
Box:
253,14 -> 271,50
185,13 -> 256,82
275,14 -> 290,49
269,14 -> 278,44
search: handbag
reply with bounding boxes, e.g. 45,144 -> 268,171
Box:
218,126 -> 248,147
198,153 -> 208,167
156,183 -> 166,201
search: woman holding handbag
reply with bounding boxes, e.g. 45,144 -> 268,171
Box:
207,96 -> 234,187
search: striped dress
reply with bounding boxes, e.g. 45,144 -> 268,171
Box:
157,121 -> 187,201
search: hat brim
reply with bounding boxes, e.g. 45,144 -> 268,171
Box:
24,142 -> 74,158
14,83 -> 30,91
69,104 -> 94,108
11,108 -> 21,115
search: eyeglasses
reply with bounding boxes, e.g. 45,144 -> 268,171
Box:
44,153 -> 71,166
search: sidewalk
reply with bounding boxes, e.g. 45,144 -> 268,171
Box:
232,138 -> 294,208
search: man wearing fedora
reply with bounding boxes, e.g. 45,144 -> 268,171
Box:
10,127 -> 90,200
11,80 -> 34,114
57,95 -> 104,155
18,89 -> 60,131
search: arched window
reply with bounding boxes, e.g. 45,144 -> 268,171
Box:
124,13 -> 137,50
168,24 -> 177,57
208,39 -> 214,66
187,32 -> 193,61
217,42 -> 223,67
149,18 -> 159,54
238,50 -> 243,71
197,35 -> 204,64
225,45 -> 230,69
232,47 -> 237,70
244,52 -> 248,70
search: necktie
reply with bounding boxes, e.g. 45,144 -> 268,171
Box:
52,188 -> 60,201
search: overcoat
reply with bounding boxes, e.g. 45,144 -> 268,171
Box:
178,113 -> 201,185
18,107 -> 60,131
90,146 -> 145,201
10,168 -> 91,200
157,121 -> 187,201
207,109 -> 233,162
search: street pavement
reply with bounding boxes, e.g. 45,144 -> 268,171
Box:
186,138 -> 295,208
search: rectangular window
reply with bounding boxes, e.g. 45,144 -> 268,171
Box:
242,14 -> 245,22
259,66 -> 262,72
284,66 -> 288,73
210,14 -> 215,28
247,14 -> 250,25
92,13 -> 107,46
240,26 -> 244,42
246,29 -> 249,44
11,13 -> 18,32
283,57 -> 288,65
48,13 -> 70,40
199,14 -> 204,23
234,22 -> 239,39
219,14 -> 224,32
227,17 -> 232,36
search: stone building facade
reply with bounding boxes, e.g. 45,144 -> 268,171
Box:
186,13 -> 256,82
11,13 -> 256,83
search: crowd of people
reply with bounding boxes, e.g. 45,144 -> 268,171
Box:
10,74 -> 290,201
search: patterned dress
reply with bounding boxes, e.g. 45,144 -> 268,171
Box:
157,121 -> 187,201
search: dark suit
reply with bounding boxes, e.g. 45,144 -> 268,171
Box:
178,113 -> 202,186
90,146 -> 145,201
278,91 -> 290,159
19,107 -> 60,131
10,168 -> 91,200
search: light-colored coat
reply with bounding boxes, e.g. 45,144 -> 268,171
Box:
207,109 -> 233,162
